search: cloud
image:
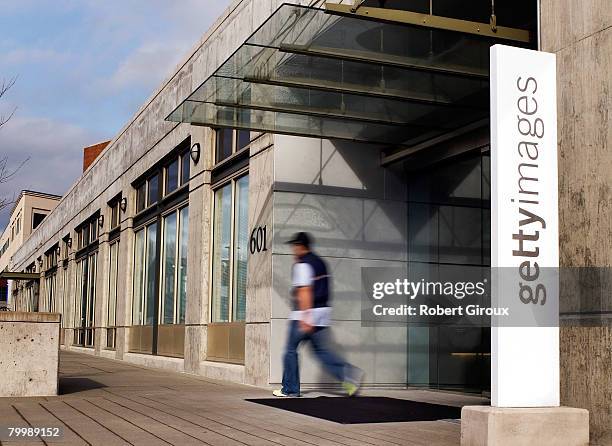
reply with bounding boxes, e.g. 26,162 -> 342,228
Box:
0,0 -> 234,230
0,116 -> 102,228
2,48 -> 70,65
100,1 -> 232,94
104,43 -> 186,93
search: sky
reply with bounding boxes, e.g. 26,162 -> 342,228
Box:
0,0 -> 232,229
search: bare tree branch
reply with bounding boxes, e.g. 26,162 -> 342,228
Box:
0,76 -> 17,129
0,156 -> 29,213
0,77 -> 25,213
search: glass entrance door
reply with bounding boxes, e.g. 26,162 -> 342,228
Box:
406,151 -> 491,393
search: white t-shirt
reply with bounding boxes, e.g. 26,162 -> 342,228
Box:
292,262 -> 314,288
290,262 -> 331,327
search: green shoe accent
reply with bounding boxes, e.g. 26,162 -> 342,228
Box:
342,381 -> 358,397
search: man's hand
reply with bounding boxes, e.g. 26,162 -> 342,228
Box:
299,320 -> 314,333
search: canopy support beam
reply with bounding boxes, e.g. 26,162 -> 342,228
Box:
325,3 -> 532,43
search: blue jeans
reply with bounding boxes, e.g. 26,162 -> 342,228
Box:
281,320 -> 351,395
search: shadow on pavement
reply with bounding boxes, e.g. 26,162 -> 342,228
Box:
59,377 -> 107,395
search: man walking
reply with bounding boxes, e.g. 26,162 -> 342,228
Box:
273,232 -> 363,398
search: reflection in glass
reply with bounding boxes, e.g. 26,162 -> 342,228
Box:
237,130 -> 250,151
162,212 -> 177,324
407,151 -> 490,392
147,174 -> 159,206
216,128 -> 233,163
181,152 -> 190,186
107,241 -> 119,349
165,159 -> 179,195
133,229 -> 145,325
233,176 -> 249,321
145,223 -> 157,325
86,253 -> 97,347
211,183 -> 232,322
178,207 -> 189,323
136,183 -> 146,212
80,257 -> 88,342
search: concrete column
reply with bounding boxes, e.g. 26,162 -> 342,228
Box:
461,406 -> 589,446
245,134 -> 274,386
540,1 -> 612,443
64,246 -> 76,347
94,229 -> 110,354
115,215 -> 135,360
183,125 -> 214,373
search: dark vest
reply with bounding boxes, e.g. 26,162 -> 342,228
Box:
293,252 -> 330,308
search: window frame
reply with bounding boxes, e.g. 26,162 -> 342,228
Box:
108,194 -> 122,232
209,169 -> 249,324
106,238 -> 120,349
133,138 -> 191,217
214,128 -> 252,166
159,204 -> 189,325
73,212 -> 100,347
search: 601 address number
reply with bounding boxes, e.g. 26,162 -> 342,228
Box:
249,226 -> 268,254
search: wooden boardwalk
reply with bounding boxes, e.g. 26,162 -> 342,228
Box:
0,351 -> 486,445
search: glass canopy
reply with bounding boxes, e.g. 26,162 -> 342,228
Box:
167,3 -> 531,147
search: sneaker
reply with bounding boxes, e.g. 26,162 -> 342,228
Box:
342,381 -> 359,397
343,367 -> 364,397
273,389 -> 298,397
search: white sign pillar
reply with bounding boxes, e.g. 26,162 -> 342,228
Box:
490,44 -> 560,407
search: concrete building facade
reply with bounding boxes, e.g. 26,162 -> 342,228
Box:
7,1 -> 610,442
0,190 -> 61,307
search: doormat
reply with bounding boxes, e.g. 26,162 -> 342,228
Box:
245,397 -> 462,424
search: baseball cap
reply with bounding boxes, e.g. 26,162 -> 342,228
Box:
286,232 -> 312,248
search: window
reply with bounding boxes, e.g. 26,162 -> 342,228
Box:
131,138 -> 190,357
44,246 -> 59,313
44,273 -> 57,312
133,222 -> 157,326
45,247 -> 58,270
160,206 -> 189,325
76,215 -> 99,250
61,263 -> 69,329
215,129 -> 251,164
109,196 -> 121,230
164,159 -> 179,195
61,236 -> 70,264
107,240 -> 119,349
136,183 -> 146,213
147,174 -> 159,207
106,195 -> 122,349
211,174 -> 249,323
163,152 -> 190,196
73,213 -> 100,347
135,144 -> 190,214
74,253 -> 97,347
32,212 -> 46,230
180,152 -> 190,185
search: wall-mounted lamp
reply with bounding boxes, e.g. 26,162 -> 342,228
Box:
66,237 -> 72,248
120,197 -> 128,212
98,214 -> 104,228
37,257 -> 43,268
190,143 -> 201,164
55,246 -> 61,256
